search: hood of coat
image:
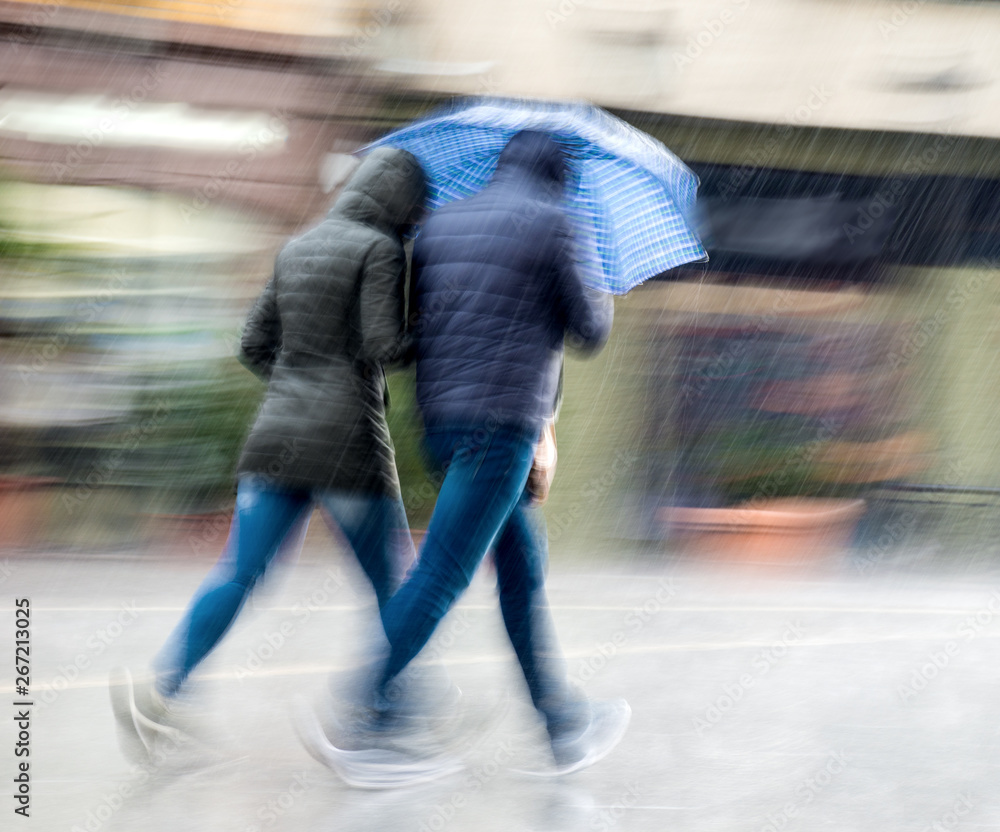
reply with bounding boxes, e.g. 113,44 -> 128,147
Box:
329,146 -> 427,232
491,131 -> 567,196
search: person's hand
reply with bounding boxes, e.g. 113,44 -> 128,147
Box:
527,419 -> 557,506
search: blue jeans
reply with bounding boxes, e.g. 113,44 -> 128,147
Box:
374,424 -> 580,734
154,478 -> 413,697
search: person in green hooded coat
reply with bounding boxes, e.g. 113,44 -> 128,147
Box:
109,147 -> 427,760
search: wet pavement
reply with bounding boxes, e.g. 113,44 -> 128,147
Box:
4,543 -> 1000,831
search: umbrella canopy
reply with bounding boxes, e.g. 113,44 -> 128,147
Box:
362,97 -> 707,294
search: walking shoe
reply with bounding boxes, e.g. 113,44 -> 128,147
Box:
513,698 -> 631,777
292,696 -> 464,790
108,667 -> 201,766
327,661 -> 463,724
549,698 -> 631,775
324,666 -> 512,758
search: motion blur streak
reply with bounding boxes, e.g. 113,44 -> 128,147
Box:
5,1 -> 1000,830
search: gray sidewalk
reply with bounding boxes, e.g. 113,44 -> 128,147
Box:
3,547 -> 1000,831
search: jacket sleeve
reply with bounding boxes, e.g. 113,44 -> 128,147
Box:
549,216 -> 614,355
359,236 -> 408,366
239,274 -> 281,380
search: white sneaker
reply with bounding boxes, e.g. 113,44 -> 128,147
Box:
549,698 -> 631,775
292,697 -> 464,790
513,698 -> 632,777
108,667 -> 213,769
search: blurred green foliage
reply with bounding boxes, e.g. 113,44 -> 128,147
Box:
132,358 -> 264,511
385,367 -> 438,528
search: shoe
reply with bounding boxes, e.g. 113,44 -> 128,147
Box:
292,697 -> 464,790
108,667 -> 197,766
328,661 -> 463,722
326,662 -> 510,755
514,698 -> 631,777
109,667 -> 151,764
549,698 -> 631,775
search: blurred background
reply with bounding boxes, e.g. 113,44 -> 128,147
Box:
2,0 -> 1000,568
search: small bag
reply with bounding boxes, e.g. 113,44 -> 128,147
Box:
527,418 -> 557,506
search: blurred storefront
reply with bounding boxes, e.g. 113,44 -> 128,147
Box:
5,0 -> 1000,559
0,0 -> 393,548
351,0 -> 1000,557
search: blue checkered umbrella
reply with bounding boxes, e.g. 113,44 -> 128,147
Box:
362,97 -> 707,295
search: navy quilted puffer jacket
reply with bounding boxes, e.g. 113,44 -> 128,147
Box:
410,131 -> 613,435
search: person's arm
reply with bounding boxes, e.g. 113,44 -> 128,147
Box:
359,236 -> 409,367
549,216 -> 613,355
239,274 -> 281,380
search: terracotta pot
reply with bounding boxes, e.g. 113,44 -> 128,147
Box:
662,498 -> 866,564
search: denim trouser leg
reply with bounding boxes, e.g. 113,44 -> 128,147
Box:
494,492 -> 579,733
375,426 -> 537,701
154,480 -> 311,697
317,492 -> 414,614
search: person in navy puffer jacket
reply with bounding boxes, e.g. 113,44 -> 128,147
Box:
352,131 -> 629,778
